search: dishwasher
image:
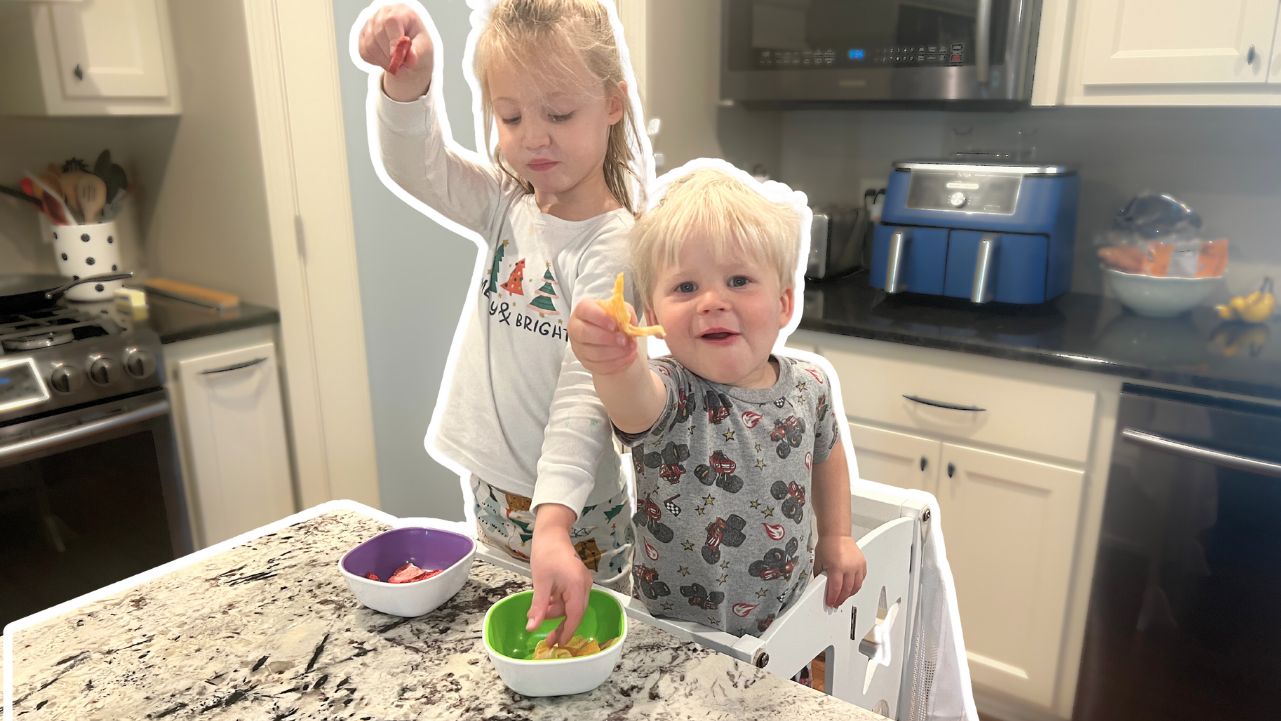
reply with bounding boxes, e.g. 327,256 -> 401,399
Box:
1075,384 -> 1281,721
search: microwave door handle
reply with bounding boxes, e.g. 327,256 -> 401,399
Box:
1121,428 -> 1281,479
976,0 -> 992,84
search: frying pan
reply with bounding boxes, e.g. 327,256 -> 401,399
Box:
0,272 -> 133,315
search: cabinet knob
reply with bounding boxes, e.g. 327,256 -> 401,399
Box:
74,64 -> 84,81
947,462 -> 956,478
1247,45 -> 1257,65
919,456 -> 928,472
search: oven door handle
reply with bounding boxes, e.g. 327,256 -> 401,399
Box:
1121,428 -> 1281,478
0,400 -> 170,463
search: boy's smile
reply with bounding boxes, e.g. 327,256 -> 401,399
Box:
649,238 -> 794,389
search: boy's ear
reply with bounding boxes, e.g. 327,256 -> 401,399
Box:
607,80 -> 627,125
778,286 -> 795,327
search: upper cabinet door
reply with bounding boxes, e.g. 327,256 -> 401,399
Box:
49,0 -> 169,99
1080,0 -> 1279,86
1271,4 -> 1281,82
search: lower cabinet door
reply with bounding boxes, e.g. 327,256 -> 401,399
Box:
937,441 -> 1085,709
848,420 -> 939,493
176,342 -> 294,547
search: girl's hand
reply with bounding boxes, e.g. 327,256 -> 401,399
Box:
569,298 -> 640,377
526,526 -> 593,647
358,4 -> 434,101
814,535 -> 867,608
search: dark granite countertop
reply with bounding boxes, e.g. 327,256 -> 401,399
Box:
798,272 -> 1281,402
143,294 -> 280,344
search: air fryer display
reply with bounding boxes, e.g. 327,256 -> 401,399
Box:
906,171 -> 1022,215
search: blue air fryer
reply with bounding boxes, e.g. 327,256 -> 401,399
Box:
870,160 -> 1080,304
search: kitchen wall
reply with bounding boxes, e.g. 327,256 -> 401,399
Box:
332,0 -> 476,520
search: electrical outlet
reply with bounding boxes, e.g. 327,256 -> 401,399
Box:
858,177 -> 886,201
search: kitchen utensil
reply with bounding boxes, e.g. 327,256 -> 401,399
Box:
0,184 -> 44,210
143,278 -> 240,310
1102,266 -> 1221,318
58,170 -> 86,219
483,588 -> 627,697
51,221 -> 125,300
337,526 -> 475,617
76,174 -> 107,224
0,272 -> 133,314
24,172 -> 73,225
92,149 -> 129,205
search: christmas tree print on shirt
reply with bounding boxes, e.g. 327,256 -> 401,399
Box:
528,265 -> 562,317
485,240 -> 508,296
501,259 -> 526,295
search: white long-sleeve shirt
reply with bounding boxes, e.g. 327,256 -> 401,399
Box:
376,88 -> 630,516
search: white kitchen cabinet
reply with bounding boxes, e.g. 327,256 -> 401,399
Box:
166,326 -> 295,548
0,0 -> 180,115
792,330 -> 1121,719
1044,0 -> 1281,106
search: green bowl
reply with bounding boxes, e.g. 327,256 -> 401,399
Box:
482,589 -> 627,696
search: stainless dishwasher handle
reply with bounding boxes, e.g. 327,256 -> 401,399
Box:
0,400 -> 170,463
903,394 -> 986,413
1121,428 -> 1281,478
200,357 -> 267,375
976,0 -> 993,84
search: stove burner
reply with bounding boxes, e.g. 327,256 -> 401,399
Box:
2,329 -> 75,352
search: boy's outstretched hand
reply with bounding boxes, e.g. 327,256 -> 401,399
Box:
814,535 -> 868,609
526,506 -> 593,647
358,3 -> 434,102
569,295 -> 642,377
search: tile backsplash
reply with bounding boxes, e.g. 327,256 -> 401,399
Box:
775,107 -> 1281,296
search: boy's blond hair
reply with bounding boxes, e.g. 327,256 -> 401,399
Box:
632,168 -> 801,310
474,0 -> 644,214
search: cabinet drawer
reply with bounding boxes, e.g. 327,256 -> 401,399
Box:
825,342 -> 1097,463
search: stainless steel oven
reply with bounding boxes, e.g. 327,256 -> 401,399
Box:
721,0 -> 1042,105
1,302 -> 192,629
1076,384 -> 1281,721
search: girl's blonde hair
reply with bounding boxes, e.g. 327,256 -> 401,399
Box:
632,168 -> 801,308
473,0 -> 643,214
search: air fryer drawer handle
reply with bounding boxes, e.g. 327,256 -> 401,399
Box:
0,400 -> 170,464
903,394 -> 986,413
1121,428 -> 1281,478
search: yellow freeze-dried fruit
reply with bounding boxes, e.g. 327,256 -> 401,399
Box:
598,273 -> 664,338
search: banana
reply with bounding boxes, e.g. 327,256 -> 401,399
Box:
1216,277 -> 1275,324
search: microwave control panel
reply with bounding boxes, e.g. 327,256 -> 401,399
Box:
753,42 -> 965,69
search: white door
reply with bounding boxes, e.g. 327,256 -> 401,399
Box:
936,442 -> 1085,709
1271,5 -> 1281,82
49,0 -> 170,99
176,342 -> 295,547
1080,0 -> 1278,86
847,421 -> 939,493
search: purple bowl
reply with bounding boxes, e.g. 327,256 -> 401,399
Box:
338,526 -> 476,617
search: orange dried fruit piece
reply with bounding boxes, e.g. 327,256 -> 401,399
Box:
532,634 -> 616,660
598,273 -> 664,338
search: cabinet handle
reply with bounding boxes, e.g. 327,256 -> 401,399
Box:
919,456 -> 928,472
947,462 -> 956,478
903,394 -> 986,413
73,64 -> 84,81
1247,45 -> 1257,65
200,357 -> 267,375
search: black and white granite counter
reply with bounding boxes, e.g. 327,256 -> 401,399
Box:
4,505 -> 884,721
800,273 -> 1281,401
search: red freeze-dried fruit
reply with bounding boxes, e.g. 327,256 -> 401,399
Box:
365,572 -> 381,581
388,36 -> 411,75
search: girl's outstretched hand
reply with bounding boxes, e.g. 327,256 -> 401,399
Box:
358,3 -> 434,101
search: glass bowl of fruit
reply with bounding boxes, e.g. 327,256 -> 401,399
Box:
483,588 -> 627,696
338,526 -> 475,617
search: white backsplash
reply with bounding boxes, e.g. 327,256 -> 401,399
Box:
776,107 -> 1281,296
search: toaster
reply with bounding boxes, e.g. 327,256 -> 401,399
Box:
806,205 -> 868,280
870,160 -> 1080,304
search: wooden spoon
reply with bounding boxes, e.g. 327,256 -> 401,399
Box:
77,174 -> 107,224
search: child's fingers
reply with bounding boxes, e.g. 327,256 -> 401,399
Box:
526,583 -> 552,632
558,586 -> 588,646
824,570 -> 843,608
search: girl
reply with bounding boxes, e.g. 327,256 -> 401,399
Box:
356,0 -> 649,645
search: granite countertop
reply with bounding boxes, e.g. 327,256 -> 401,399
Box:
143,294 -> 280,344
4,507 -> 882,721
799,272 -> 1281,402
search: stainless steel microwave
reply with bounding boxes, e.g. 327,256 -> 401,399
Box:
721,0 -> 1042,105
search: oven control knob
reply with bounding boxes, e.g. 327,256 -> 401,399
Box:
124,348 -> 157,379
88,358 -> 116,386
49,365 -> 81,394
949,191 -> 968,208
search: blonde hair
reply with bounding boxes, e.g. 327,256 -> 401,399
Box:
632,168 -> 801,308
473,0 -> 643,214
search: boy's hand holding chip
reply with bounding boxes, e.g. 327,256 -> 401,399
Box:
569,274 -> 661,377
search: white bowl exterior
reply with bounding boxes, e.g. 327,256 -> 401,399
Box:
1105,269 -> 1220,318
483,634 -> 625,697
339,545 -> 475,617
